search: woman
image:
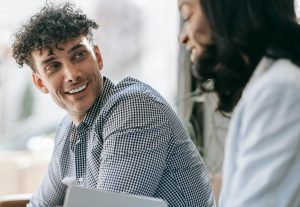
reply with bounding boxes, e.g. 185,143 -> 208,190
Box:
178,0 -> 300,206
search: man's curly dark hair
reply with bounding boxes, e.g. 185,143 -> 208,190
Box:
12,2 -> 98,71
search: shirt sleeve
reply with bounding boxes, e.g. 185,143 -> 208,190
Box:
97,93 -> 171,196
225,83 -> 300,207
27,124 -> 68,207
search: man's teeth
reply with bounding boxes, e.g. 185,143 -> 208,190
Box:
69,84 -> 87,94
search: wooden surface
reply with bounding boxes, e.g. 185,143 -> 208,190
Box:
0,194 -> 30,207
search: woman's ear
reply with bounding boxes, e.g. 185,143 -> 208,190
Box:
94,45 -> 104,70
32,72 -> 49,94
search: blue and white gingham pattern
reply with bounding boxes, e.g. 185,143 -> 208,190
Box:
27,77 -> 216,207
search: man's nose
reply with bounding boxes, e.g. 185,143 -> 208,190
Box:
64,62 -> 80,83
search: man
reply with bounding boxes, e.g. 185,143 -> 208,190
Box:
12,3 -> 215,207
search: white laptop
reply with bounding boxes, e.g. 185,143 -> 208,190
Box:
63,186 -> 168,207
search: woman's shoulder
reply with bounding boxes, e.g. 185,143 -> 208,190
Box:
245,58 -> 300,100
268,59 -> 300,84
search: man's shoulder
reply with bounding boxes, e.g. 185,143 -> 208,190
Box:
55,115 -> 73,139
110,77 -> 167,106
59,115 -> 73,127
115,77 -> 153,94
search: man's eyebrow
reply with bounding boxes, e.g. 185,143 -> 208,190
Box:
41,56 -> 57,66
68,44 -> 87,54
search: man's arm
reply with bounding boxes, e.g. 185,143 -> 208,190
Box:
27,122 -> 70,207
97,94 -> 171,195
27,157 -> 66,207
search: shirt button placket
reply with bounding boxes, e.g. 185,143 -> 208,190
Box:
75,124 -> 88,187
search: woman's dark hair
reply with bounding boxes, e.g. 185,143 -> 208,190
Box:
194,0 -> 300,113
12,2 -> 98,71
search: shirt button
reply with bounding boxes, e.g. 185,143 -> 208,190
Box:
78,178 -> 84,186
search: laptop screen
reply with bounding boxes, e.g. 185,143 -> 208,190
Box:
64,186 -> 168,207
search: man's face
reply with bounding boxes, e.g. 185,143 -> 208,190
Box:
178,0 -> 212,63
31,36 -> 104,125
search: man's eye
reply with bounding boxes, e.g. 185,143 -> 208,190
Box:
45,63 -> 61,71
74,51 -> 87,60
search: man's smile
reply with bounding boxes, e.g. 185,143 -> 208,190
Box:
66,83 -> 88,94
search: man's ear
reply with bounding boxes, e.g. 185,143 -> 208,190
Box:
94,45 -> 103,70
32,72 -> 49,94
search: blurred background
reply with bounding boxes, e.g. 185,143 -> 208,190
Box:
0,0 -> 178,195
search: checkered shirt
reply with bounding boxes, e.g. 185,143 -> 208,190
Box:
27,77 -> 216,207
